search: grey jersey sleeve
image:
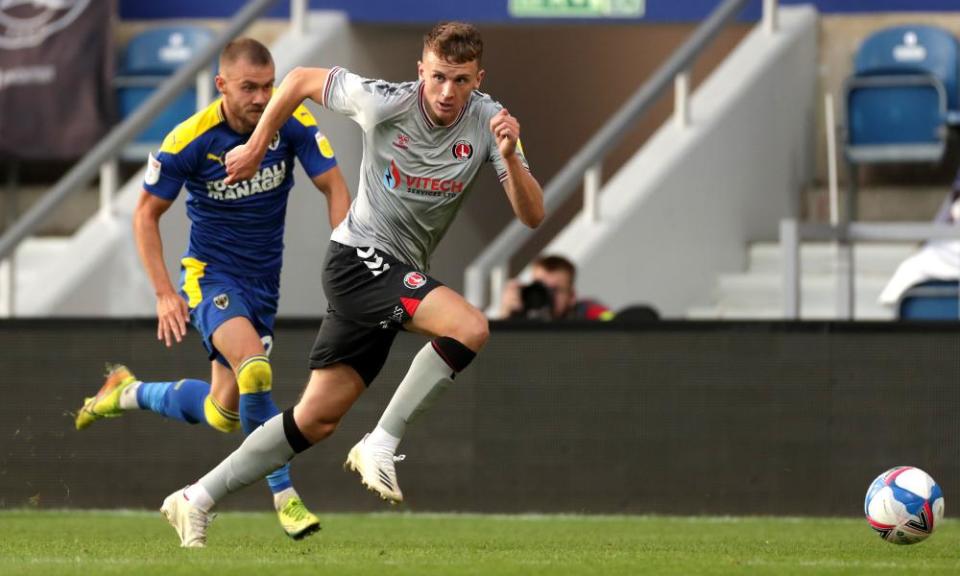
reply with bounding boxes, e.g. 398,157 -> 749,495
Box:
482,99 -> 531,182
322,66 -> 415,132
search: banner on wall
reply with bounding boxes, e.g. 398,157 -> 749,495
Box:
509,0 -> 645,18
0,0 -> 114,161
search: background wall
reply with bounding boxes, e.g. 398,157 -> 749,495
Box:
1,320 -> 956,515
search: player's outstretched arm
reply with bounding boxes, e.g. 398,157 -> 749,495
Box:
491,109 -> 544,228
225,66 -> 332,184
311,165 -> 351,228
133,190 -> 189,347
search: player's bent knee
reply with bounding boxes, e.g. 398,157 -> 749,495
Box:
314,420 -> 340,441
203,395 -> 241,433
461,307 -> 489,350
297,416 -> 340,444
236,355 -> 272,394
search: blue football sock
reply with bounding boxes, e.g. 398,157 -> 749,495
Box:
237,356 -> 292,494
136,379 -> 209,425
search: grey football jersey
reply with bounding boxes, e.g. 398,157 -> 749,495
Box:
323,66 -> 529,271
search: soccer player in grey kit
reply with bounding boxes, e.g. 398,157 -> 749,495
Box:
160,21 -> 544,547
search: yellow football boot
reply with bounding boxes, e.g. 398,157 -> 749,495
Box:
75,364 -> 138,430
276,496 -> 321,540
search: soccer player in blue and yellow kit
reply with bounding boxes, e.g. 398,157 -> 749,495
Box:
74,38 -> 350,540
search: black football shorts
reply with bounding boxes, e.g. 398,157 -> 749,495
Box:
309,241 -> 443,385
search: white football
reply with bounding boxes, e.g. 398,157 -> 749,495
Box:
864,466 -> 944,545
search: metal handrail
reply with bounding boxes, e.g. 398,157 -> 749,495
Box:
464,0 -> 762,309
0,0 -> 282,262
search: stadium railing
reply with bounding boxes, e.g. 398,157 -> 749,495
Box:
0,0 -> 309,316
463,0 -> 780,313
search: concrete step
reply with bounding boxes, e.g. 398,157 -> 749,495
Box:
687,304 -> 894,320
803,186 -> 950,222
687,238 -> 913,320
747,241 -> 917,275
714,272 -> 890,308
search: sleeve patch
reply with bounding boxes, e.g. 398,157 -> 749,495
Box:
293,103 -> 318,128
315,132 -> 335,158
145,153 -> 161,186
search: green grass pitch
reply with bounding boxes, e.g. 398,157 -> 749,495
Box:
0,511 -> 956,575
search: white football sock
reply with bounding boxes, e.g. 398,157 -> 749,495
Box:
375,342 -> 454,442
272,487 -> 298,509
183,483 -> 215,512
118,382 -> 142,410
367,425 -> 401,456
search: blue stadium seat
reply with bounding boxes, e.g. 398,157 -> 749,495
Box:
853,25 -> 960,124
844,25 -> 960,164
115,26 -> 215,160
845,76 -> 946,163
898,280 -> 960,320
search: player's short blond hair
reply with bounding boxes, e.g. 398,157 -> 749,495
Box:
220,37 -> 273,68
423,21 -> 483,66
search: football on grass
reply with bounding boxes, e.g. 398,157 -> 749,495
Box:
864,466 -> 944,544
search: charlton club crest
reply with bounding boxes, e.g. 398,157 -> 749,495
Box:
452,139 -> 473,161
403,271 -> 427,289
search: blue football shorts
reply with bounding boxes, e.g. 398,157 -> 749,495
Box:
179,257 -> 278,367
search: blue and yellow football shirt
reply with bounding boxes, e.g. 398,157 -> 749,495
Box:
143,98 -> 338,276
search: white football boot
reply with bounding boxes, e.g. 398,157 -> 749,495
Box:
344,433 -> 405,504
160,488 -> 215,548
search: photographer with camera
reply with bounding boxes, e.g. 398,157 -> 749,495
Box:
499,255 -> 614,320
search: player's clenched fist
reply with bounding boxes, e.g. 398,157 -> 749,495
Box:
224,142 -> 264,184
490,108 -> 520,158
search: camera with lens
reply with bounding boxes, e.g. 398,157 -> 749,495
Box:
517,280 -> 555,320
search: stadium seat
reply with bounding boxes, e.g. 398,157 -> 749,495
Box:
853,25 -> 960,124
845,76 -> 946,163
844,25 -> 960,164
897,279 -> 960,320
115,26 -> 215,161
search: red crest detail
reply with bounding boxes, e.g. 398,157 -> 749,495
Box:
452,140 -> 473,161
403,271 -> 426,289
